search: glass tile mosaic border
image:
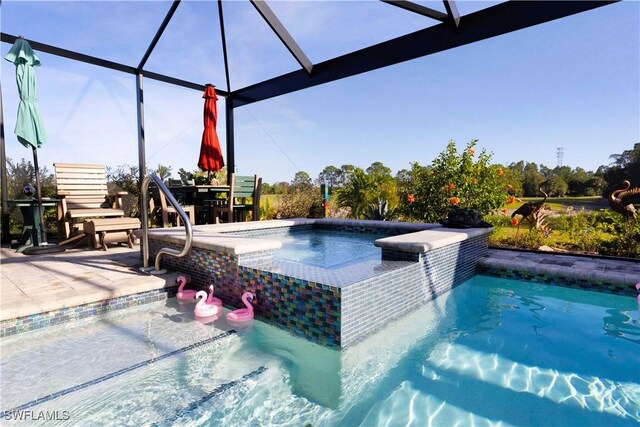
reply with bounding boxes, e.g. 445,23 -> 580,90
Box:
478,264 -> 636,296
0,286 -> 177,338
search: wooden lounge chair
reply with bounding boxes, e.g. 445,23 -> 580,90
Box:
213,174 -> 262,223
54,163 -> 127,241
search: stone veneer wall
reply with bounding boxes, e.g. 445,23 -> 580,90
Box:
341,234 -> 489,347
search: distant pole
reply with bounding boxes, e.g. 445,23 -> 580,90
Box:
556,147 -> 564,167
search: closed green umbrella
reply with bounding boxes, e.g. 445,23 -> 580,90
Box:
5,37 -> 51,248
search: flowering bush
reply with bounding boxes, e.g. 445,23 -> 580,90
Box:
398,140 -> 509,222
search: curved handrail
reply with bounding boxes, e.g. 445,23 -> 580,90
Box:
140,174 -> 193,273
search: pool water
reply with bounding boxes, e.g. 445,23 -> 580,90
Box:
1,276 -> 638,426
259,229 -> 385,268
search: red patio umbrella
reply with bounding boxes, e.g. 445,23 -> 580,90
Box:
197,84 -> 224,174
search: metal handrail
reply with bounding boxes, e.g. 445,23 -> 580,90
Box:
140,174 -> 193,274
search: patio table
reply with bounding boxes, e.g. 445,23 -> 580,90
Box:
8,198 -> 60,250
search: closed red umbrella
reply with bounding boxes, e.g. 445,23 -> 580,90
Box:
197,84 -> 224,173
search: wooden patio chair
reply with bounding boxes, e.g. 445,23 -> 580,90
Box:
54,163 -> 127,241
149,188 -> 195,228
213,174 -> 262,223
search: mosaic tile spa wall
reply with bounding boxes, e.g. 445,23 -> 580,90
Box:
149,240 -> 342,347
149,232 -> 490,348
342,234 -> 489,346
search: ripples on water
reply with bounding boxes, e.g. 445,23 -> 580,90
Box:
1,276 -> 638,426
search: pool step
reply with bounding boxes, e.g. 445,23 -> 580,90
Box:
155,366 -> 268,426
4,331 -> 238,413
3,325 -> 270,426
1,299 -> 271,415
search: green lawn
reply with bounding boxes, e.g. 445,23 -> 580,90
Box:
509,196 -> 607,212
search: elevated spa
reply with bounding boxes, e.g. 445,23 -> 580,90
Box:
146,219 -> 492,348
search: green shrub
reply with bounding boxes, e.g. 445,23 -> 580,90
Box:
276,186 -> 322,219
596,212 -> 640,258
335,166 -> 398,219
106,165 -> 140,218
485,214 -> 513,227
259,196 -> 277,220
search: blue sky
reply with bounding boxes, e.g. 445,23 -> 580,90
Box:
1,1 -> 638,184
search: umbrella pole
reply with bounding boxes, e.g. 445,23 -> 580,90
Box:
31,146 -> 47,245
0,82 -> 10,244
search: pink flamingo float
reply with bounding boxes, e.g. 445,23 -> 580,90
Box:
226,292 -> 256,323
636,282 -> 640,304
206,285 -> 223,307
194,290 -> 221,318
176,275 -> 197,301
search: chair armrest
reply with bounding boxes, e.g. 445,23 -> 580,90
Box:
56,191 -> 70,197
107,191 -> 127,209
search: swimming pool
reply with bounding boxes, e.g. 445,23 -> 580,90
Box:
2,275 -> 638,426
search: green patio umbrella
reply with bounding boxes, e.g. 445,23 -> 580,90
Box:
4,37 -> 57,250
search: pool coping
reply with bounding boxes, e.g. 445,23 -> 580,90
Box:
478,248 -> 640,296
141,218 -> 469,255
0,245 -> 183,322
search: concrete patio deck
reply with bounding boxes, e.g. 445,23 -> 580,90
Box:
0,244 -> 179,321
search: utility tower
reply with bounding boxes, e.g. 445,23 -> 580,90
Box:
557,147 -> 564,167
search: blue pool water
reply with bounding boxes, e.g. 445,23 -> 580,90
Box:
263,230 -> 385,268
1,276 -> 638,426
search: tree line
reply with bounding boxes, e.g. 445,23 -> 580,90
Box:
262,143 -> 640,199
